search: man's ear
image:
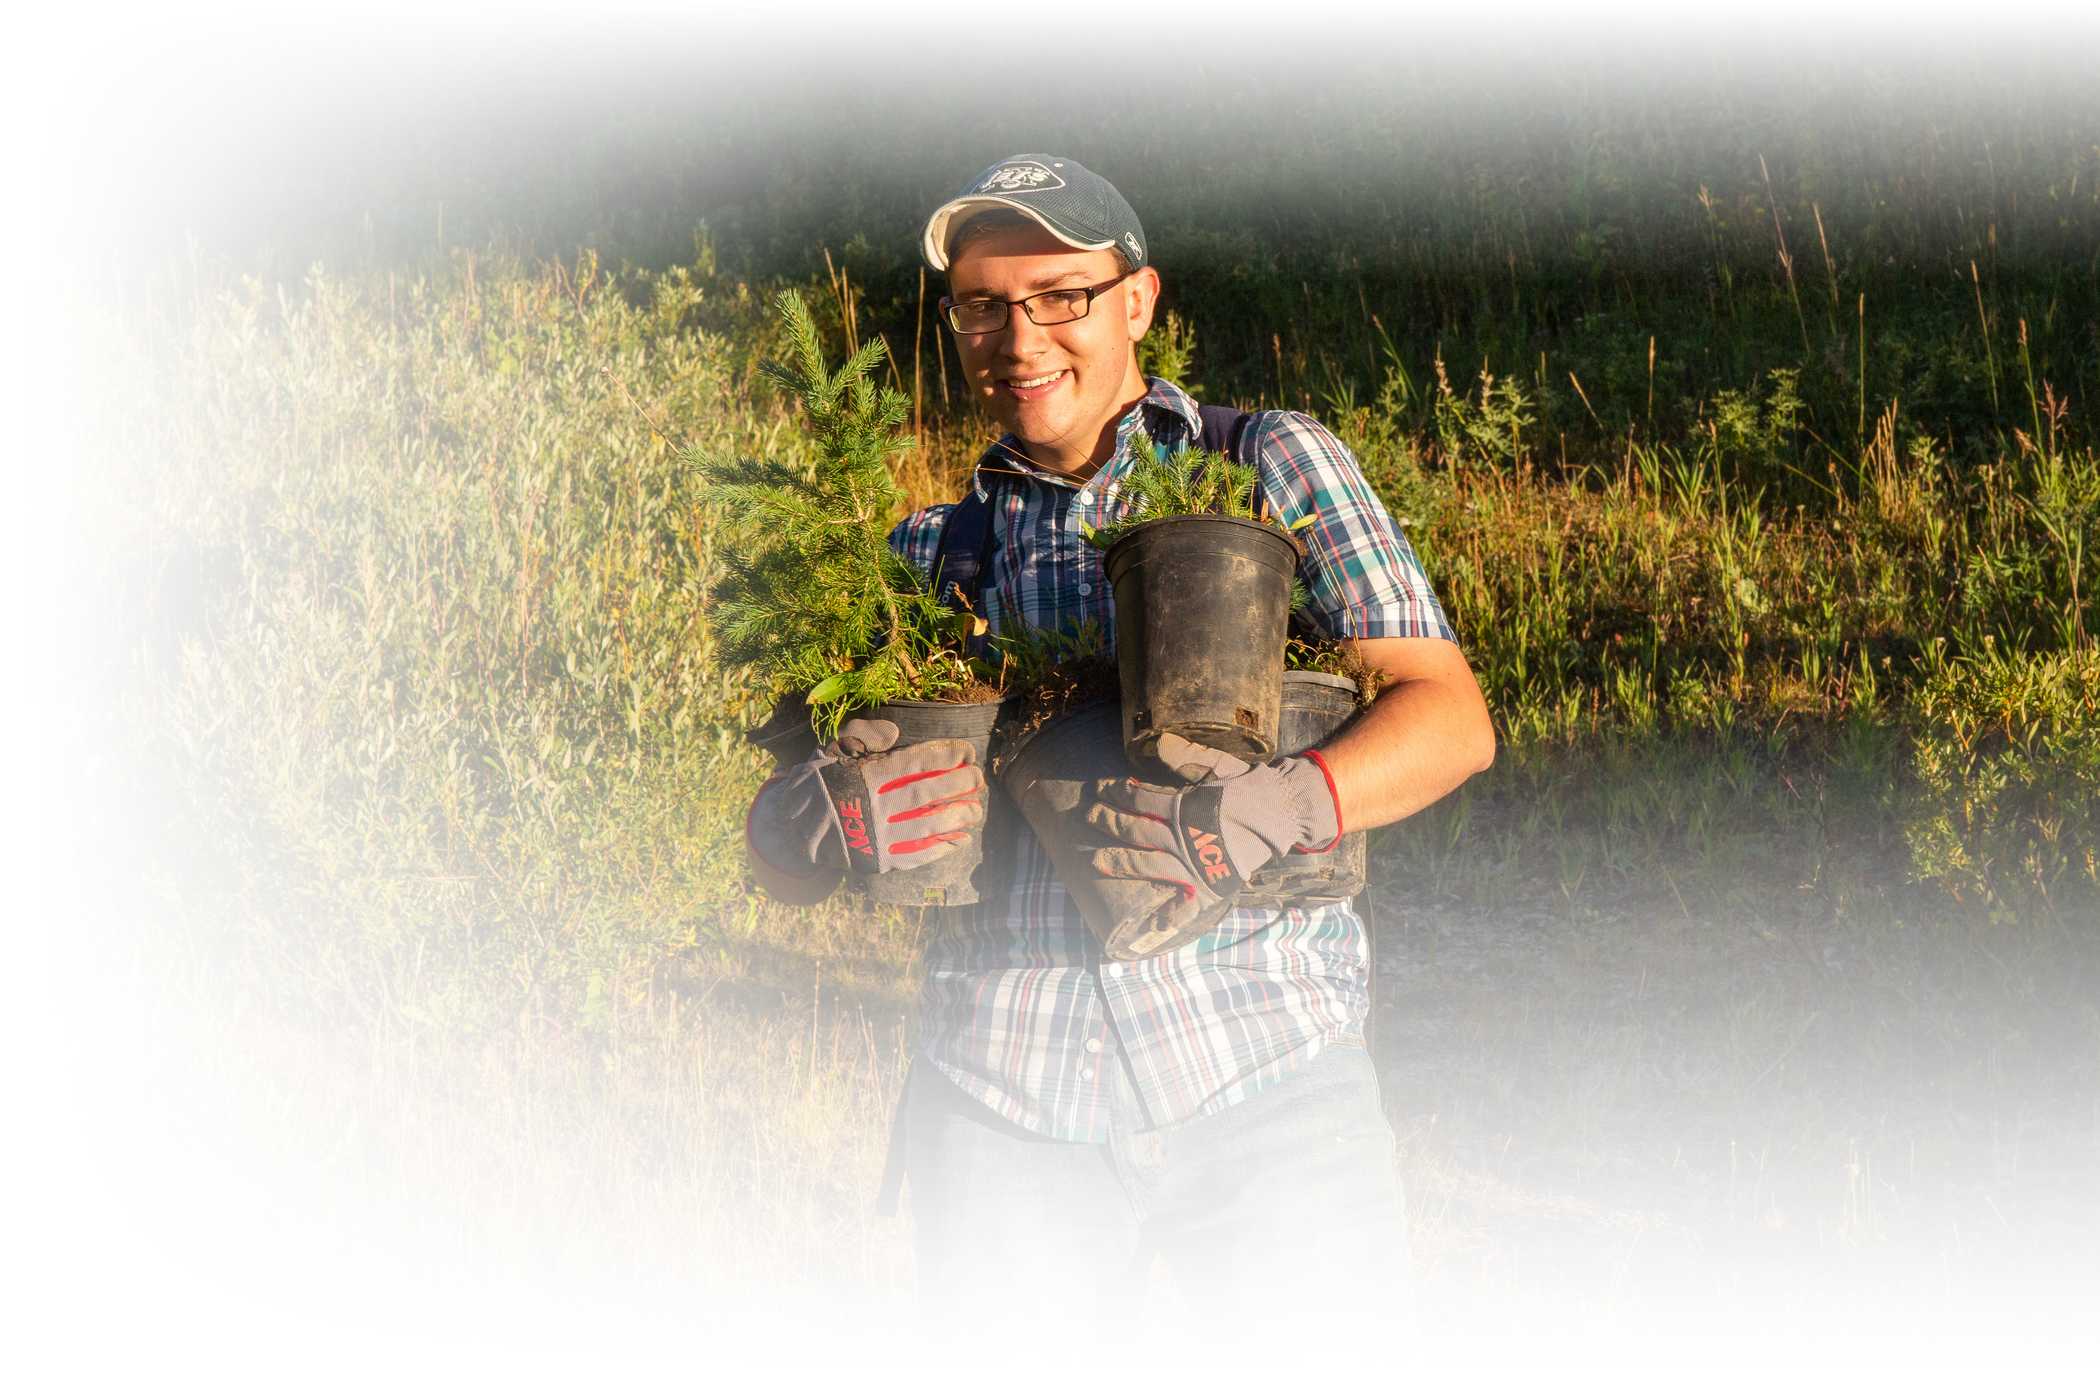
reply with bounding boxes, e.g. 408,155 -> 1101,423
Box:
1122,265 -> 1162,344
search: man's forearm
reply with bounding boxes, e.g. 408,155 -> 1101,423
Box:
1313,663 -> 1496,834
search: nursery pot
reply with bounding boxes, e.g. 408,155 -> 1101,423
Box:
746,693 -> 817,770
998,700 -> 1233,962
1238,671 -> 1370,907
827,695 -> 1011,907
1101,514 -> 1303,765
751,693 -> 1011,907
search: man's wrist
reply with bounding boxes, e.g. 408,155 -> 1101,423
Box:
1291,749 -> 1345,854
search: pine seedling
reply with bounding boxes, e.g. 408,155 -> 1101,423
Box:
1081,431 -> 1314,612
698,289 -> 984,737
1081,431 -> 1313,549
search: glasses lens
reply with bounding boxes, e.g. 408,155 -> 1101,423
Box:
1024,289 -> 1091,325
948,301 -> 1007,334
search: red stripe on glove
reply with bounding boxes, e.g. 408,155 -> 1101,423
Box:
888,831 -> 968,857
885,793 -> 982,825
874,758 -> 971,795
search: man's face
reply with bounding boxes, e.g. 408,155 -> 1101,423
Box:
944,223 -> 1159,467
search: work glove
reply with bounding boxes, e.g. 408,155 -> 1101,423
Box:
1081,734 -> 1343,930
747,719 -> 987,880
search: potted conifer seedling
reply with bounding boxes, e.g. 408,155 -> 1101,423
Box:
705,290 -> 1007,906
1083,433 -> 1311,766
1082,439 -> 1384,918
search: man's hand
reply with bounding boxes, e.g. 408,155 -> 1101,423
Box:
1081,733 -> 1343,917
747,719 -> 987,895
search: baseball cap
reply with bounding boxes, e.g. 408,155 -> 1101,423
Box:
921,154 -> 1148,273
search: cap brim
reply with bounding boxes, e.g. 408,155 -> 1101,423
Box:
921,196 -> 1119,272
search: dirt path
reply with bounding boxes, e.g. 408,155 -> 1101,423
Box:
1371,882 -> 2100,1332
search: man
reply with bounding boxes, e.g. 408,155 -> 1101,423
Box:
745,155 -> 1495,1330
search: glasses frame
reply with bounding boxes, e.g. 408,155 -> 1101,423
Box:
939,270 -> 1135,335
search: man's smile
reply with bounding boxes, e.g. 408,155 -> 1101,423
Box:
999,368 -> 1069,399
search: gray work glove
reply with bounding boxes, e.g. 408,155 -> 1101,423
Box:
1081,733 -> 1342,920
747,719 -> 987,878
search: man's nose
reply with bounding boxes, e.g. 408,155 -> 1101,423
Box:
998,304 -> 1054,357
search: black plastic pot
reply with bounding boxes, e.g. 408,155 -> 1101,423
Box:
1101,514 -> 1303,765
1238,671 -> 1369,907
746,693 -> 818,769
749,692 -> 1011,907
998,700 -> 1232,961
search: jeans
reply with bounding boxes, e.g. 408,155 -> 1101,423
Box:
901,1043 -> 1412,1333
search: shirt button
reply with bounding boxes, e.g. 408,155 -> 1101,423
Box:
1080,1068 -> 1095,1081
1079,490 -> 1094,504
1085,1037 -> 1102,1054
1078,582 -> 1093,597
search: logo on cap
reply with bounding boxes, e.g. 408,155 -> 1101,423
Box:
977,161 -> 1065,194
1123,232 -> 1142,260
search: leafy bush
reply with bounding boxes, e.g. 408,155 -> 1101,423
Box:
1708,368 -> 1805,481
1432,356 -> 1535,473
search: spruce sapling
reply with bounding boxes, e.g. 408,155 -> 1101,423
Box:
1081,430 -> 1314,549
698,290 -> 988,738
1082,430 -> 1315,612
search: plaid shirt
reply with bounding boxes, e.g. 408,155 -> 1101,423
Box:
889,378 -> 1455,1142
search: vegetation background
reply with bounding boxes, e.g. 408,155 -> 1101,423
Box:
38,12 -> 2100,1358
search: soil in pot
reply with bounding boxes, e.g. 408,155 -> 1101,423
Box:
1101,513 -> 1303,765
1238,670 -> 1370,907
996,699 -> 1233,961
750,691 -> 1013,907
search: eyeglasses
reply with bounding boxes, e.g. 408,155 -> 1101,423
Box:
940,271 -> 1134,335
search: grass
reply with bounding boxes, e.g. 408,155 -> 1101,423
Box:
78,57 -> 2100,1337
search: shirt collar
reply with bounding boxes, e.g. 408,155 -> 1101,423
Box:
966,377 -> 1202,500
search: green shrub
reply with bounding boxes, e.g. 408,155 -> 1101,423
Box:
1431,356 -> 1535,473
